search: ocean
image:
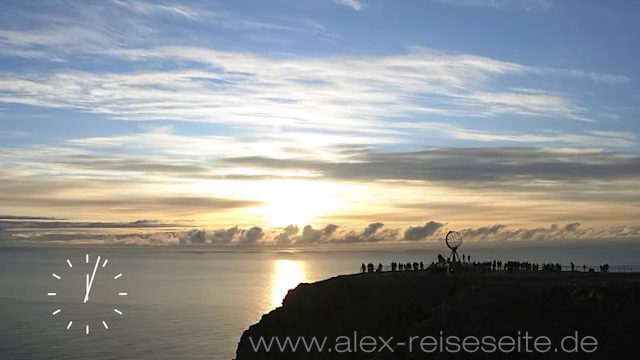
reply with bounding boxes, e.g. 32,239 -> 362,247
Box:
1,241 -> 638,359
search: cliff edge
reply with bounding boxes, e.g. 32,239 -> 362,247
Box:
236,272 -> 640,359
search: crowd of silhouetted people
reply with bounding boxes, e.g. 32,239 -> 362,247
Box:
360,255 -> 613,275
569,262 -> 610,273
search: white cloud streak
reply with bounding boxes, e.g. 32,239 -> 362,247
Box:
0,0 -> 338,61
0,46 -> 623,133
111,0 -> 203,20
333,0 -> 364,11
398,122 -> 638,147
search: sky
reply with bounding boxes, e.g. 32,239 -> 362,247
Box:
1,0 -> 640,246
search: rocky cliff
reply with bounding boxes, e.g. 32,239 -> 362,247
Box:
236,272 -> 640,359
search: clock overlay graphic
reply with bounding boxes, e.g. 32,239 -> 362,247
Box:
48,254 -> 128,334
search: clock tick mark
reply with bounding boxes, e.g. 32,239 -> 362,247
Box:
119,293 -> 128,296
67,321 -> 73,330
47,293 -> 56,296
102,259 -> 109,268
103,321 -> 109,330
86,325 -> 89,335
67,259 -> 73,268
86,254 -> 89,263
52,309 -> 61,315
114,273 -> 122,280
52,274 -> 60,279
114,309 -> 122,315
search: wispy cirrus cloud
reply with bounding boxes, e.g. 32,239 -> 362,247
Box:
0,0 -> 338,60
551,69 -> 629,85
0,46 -> 626,132
111,0 -> 203,20
398,122 -> 638,147
0,0 -> 628,130
333,0 -> 364,11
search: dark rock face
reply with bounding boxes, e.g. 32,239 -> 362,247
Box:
236,272 -> 640,359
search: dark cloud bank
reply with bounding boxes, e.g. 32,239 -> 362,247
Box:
0,215 -> 64,220
173,222 -> 640,245
2,220 -> 639,246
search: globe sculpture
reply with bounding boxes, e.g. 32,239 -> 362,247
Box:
445,231 -> 463,262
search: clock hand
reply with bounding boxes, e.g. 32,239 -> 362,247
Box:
84,255 -> 101,303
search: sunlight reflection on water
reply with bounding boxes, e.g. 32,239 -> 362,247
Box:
271,260 -> 306,308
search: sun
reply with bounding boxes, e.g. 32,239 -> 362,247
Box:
267,197 -> 311,227
258,180 -> 342,227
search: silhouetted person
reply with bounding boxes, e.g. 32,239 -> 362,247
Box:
361,263 -> 366,274
368,262 -> 374,273
571,262 -> 575,272
399,263 -> 404,271
377,263 -> 383,272
583,264 -> 587,272
420,261 -> 424,271
406,262 -> 411,271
